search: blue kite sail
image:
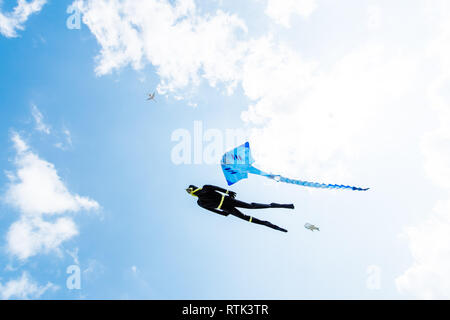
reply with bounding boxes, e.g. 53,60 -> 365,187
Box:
221,142 -> 369,191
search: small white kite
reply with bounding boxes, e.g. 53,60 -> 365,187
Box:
304,223 -> 320,232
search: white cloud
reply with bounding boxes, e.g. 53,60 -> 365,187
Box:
0,272 -> 55,300
396,200 -> 450,299
243,41 -> 415,180
31,104 -> 50,134
63,129 -> 72,146
7,217 -> 78,260
421,124 -> 450,190
3,133 -> 99,260
73,0 -> 249,94
0,0 -> 47,38
11,132 -> 28,153
264,0 -> 317,27
55,128 -> 73,151
396,99 -> 450,296
367,5 -> 382,31
5,133 -> 99,216
395,3 -> 450,298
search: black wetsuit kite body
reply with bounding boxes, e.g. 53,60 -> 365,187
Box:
193,185 -> 294,232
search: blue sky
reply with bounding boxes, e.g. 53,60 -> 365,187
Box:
1,0 -> 450,299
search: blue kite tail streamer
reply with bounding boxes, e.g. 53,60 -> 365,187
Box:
264,173 -> 369,191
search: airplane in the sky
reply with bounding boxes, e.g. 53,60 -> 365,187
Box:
147,92 -> 156,102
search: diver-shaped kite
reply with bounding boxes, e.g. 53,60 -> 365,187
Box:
221,142 -> 369,191
304,223 -> 320,232
186,184 -> 293,232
